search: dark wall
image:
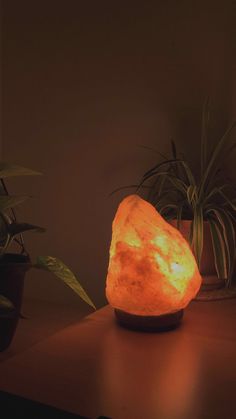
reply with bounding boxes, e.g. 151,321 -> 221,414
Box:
0,0 -> 2,155
2,0 -> 235,309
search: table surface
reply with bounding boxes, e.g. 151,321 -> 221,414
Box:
0,299 -> 236,419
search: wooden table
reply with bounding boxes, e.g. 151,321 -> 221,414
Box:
0,300 -> 236,419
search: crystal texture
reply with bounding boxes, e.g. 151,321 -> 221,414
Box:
106,195 -> 202,316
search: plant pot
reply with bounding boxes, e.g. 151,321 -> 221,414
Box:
169,220 -> 225,291
0,253 -> 31,351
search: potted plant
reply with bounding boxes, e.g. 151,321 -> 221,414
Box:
0,163 -> 95,351
112,101 -> 236,292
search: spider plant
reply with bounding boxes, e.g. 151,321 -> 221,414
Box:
0,163 -> 95,315
113,101 -> 236,286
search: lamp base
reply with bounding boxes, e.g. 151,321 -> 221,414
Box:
114,308 -> 184,332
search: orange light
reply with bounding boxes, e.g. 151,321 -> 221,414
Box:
106,195 -> 202,317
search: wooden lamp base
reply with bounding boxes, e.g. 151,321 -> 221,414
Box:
114,308 -> 184,332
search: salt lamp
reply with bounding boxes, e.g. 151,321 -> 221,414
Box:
106,195 -> 202,331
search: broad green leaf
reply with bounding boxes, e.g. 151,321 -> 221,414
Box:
35,256 -> 96,310
0,195 -> 30,212
0,295 -> 15,318
7,223 -> 46,237
208,218 -> 227,279
0,163 -> 42,178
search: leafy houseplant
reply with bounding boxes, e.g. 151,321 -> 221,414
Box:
0,163 -> 95,351
113,101 -> 236,288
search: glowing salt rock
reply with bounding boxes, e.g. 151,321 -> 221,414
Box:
106,195 -> 202,317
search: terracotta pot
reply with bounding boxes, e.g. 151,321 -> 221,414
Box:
169,220 -> 225,291
0,254 -> 31,351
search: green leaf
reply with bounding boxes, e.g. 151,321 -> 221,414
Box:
207,208 -> 236,284
0,222 -> 45,254
199,121 -> 236,200
208,218 -> 227,279
0,195 -> 30,212
0,163 -> 42,178
187,185 -> 197,207
7,223 -> 46,237
165,175 -> 188,196
147,177 -> 160,202
217,189 -> 236,211
192,206 -> 203,267
35,256 -> 96,310
178,160 -> 196,186
142,159 -> 183,180
223,141 -> 236,158
176,204 -> 183,230
159,203 -> 178,217
188,220 -> 194,247
200,97 -> 210,177
136,171 -> 171,192
202,185 -> 228,206
153,188 -> 182,209
0,295 -> 15,318
147,172 -> 170,202
144,172 -> 187,196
